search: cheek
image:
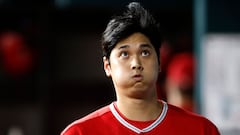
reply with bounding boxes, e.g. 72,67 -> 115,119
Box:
111,64 -> 127,78
111,69 -> 129,88
110,62 -> 129,84
145,61 -> 159,79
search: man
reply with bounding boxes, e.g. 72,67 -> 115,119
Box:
166,52 -> 195,112
61,2 -> 220,135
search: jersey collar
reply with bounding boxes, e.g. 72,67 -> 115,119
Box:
109,100 -> 168,134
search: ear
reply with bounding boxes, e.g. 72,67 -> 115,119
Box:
103,56 -> 111,77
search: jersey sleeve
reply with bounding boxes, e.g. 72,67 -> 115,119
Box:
61,124 -> 83,135
204,118 -> 221,135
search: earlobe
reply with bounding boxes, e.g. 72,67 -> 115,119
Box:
103,57 -> 111,77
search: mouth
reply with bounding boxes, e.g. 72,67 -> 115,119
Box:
132,74 -> 143,81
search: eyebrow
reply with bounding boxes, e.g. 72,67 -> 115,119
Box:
118,45 -> 129,50
118,44 -> 152,50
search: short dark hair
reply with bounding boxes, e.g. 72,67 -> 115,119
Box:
101,2 -> 162,62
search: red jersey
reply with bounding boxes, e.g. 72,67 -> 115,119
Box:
61,101 -> 220,135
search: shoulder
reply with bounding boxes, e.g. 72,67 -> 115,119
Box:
167,103 -> 211,123
166,103 -> 220,134
61,105 -> 111,135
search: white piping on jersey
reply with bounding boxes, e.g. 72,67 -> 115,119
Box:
109,101 -> 168,134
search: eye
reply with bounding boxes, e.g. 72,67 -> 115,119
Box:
141,50 -> 150,56
120,51 -> 129,58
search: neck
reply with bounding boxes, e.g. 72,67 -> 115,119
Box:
116,95 -> 162,121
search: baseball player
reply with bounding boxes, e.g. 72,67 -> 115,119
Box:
61,2 -> 220,135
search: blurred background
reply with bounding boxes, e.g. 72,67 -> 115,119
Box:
0,0 -> 239,135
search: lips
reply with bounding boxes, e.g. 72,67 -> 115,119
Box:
132,74 -> 143,81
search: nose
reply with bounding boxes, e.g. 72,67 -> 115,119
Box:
132,65 -> 143,70
131,56 -> 143,71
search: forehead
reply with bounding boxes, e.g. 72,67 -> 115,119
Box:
115,32 -> 152,48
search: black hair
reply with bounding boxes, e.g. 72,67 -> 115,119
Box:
101,2 -> 162,62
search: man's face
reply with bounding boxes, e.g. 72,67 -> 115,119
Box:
103,32 -> 160,98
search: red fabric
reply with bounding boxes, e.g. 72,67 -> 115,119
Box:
61,101 -> 220,135
113,102 -> 155,130
167,53 -> 195,89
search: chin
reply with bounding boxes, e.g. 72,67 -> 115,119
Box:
128,88 -> 149,98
